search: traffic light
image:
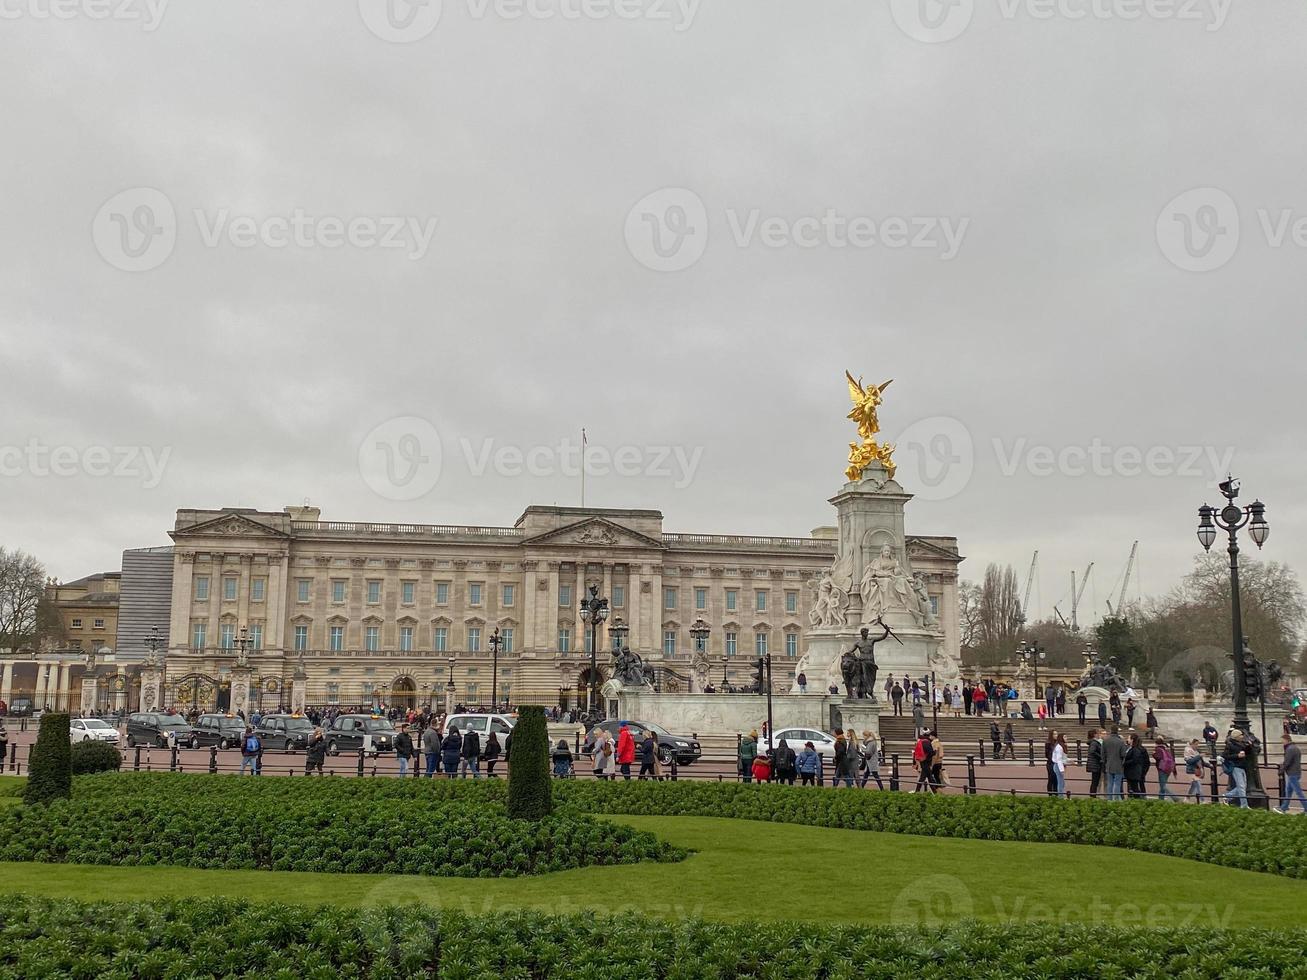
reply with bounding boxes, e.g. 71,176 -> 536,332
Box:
752,658 -> 766,695
1243,659 -> 1263,701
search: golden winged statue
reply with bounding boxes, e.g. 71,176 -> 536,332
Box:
844,371 -> 896,481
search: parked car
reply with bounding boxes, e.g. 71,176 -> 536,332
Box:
184,713 -> 247,750
583,719 -> 702,766
7,697 -> 34,718
759,728 -> 839,757
70,718 -> 120,744
443,713 -> 515,743
324,714 -> 396,755
125,712 -> 193,748
255,714 -> 315,752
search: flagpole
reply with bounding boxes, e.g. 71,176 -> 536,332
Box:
580,428 -> 586,508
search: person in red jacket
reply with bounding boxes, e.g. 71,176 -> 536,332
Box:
616,722 -> 637,780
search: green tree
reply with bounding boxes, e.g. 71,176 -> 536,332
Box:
24,712 -> 72,805
1094,616 -> 1147,683
506,705 -> 552,821
0,548 -> 47,653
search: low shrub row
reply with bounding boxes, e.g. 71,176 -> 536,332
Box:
0,776 -> 681,877
554,780 -> 1307,879
70,740 -> 121,775
0,896 -> 1302,978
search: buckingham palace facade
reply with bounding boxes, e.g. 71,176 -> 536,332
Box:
161,503 -> 963,712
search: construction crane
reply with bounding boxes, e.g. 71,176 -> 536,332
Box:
1070,562 -> 1093,631
1105,542 -> 1138,616
1021,551 -> 1038,624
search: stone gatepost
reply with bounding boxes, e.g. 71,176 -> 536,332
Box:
230,667 -> 252,720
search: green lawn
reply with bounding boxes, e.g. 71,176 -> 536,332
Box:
1,814 -> 1302,928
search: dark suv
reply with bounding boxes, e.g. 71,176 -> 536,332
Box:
184,714 -> 247,750
324,714 -> 396,756
583,719 -> 702,766
126,711 -> 193,748
255,714 -> 315,752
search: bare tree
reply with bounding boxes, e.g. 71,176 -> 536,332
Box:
957,580 -> 983,652
0,548 -> 47,654
973,563 -> 1024,666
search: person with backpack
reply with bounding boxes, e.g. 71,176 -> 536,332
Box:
440,725 -> 463,778
394,724 -> 416,777
552,739 -> 574,778
1002,721 -> 1016,760
912,730 -> 935,793
1153,739 -> 1179,800
240,727 -> 261,776
990,721 -> 1001,759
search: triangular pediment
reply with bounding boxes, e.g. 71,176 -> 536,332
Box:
174,513 -> 289,539
905,536 -> 959,562
523,517 -> 664,551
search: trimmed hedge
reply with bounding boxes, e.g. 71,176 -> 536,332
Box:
22,713 -> 70,805
0,775 -> 682,877
506,704 -> 551,820
0,896 -> 1304,978
70,740 -> 122,775
553,780 -> 1307,879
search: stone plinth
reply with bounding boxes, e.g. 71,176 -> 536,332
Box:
140,669 -> 162,713
290,676 -> 308,715
79,677 -> 98,716
831,698 -> 882,738
614,691 -> 841,736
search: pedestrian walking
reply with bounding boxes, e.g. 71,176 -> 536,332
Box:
459,727 -> 481,779
1051,733 -> 1068,798
1145,707 -> 1159,738
1076,691 -> 1088,725
774,738 -> 798,785
912,729 -> 935,793
1277,732 -> 1305,813
421,722 -> 440,777
859,730 -> 883,789
1002,722 -> 1016,760
1153,739 -> 1179,800
440,726 -> 462,778
304,727 -> 327,776
638,730 -> 657,780
1123,733 -> 1150,799
1125,698 -> 1137,729
240,727 -> 261,776
1221,729 -> 1251,808
989,721 -> 1001,758
394,723 -> 415,777
751,751 -> 772,783
738,730 -> 757,783
483,731 -> 501,777
1183,739 -> 1206,802
1086,728 -> 1103,797
616,722 -> 636,780
912,702 -> 926,738
1044,731 -> 1060,796
797,741 -> 820,786
1102,725 -> 1127,801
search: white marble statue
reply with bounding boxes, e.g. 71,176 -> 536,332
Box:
910,572 -> 937,628
860,545 -> 912,618
808,572 -> 850,628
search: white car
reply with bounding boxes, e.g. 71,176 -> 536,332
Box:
70,718 -> 120,743
443,713 -> 516,742
759,727 -> 838,757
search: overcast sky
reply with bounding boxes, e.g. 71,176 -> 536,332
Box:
1,0 -> 1303,627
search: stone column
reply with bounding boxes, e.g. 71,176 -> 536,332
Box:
546,562 -> 561,649
52,663 -> 67,712
628,566 -> 642,651
290,664 -> 308,714
140,668 -> 162,713
113,668 -> 128,713
170,553 -> 195,653
80,674 -> 98,716
0,661 -> 13,705
230,666 -> 252,720
34,664 -> 50,711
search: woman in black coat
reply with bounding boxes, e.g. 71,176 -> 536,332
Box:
1123,733 -> 1151,799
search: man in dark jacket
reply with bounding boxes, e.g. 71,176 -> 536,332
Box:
394,724 -> 416,777
305,728 -> 327,776
440,726 -> 463,778
773,738 -> 797,785
638,731 -> 658,780
1097,699 -> 1108,728
459,728 -> 481,779
1086,729 -> 1103,797
1278,732 -> 1305,813
421,723 -> 441,777
1221,729 -> 1251,808
1076,692 -> 1088,725
1102,725 -> 1127,801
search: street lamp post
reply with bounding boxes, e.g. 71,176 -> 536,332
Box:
445,657 -> 456,716
234,626 -> 252,669
579,585 -> 610,720
1198,477 -> 1271,806
1017,640 -> 1046,704
721,655 -> 730,690
488,627 -> 503,710
756,653 -> 774,756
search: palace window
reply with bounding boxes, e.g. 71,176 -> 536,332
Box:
785,591 -> 798,614
219,623 -> 236,649
725,631 -> 737,656
501,628 -> 514,653
468,627 -> 481,652
399,626 -> 414,652
785,633 -> 798,658
755,590 -> 767,613
293,625 -> 308,650
436,582 -> 450,604
557,628 -> 571,653
930,596 -> 940,616
296,579 -> 311,603
434,627 -> 449,652
401,581 -> 415,605
469,583 -> 483,606
365,626 -> 380,651
250,624 -> 263,650
325,682 -> 339,704
559,584 -> 572,607
251,578 -> 266,602
223,577 -> 238,601
695,587 -> 707,611
332,580 -> 347,603
329,626 -> 344,651
612,585 -> 624,608
93,618 -> 105,630
70,618 -> 82,630
755,632 -> 769,657
664,588 -> 677,610
195,576 -> 210,601
725,589 -> 737,612
501,584 -> 514,607
694,630 -> 707,654
663,630 -> 677,656
191,622 -> 207,650
367,580 -> 381,604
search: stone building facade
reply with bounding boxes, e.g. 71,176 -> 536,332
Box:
159,503 -> 963,713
